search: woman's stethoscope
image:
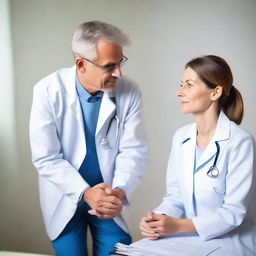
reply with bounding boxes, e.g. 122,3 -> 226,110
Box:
207,141 -> 220,178
100,112 -> 120,149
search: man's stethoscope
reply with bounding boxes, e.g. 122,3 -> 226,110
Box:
100,112 -> 120,149
207,141 -> 220,178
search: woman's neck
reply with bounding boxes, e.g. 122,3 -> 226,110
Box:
195,109 -> 219,148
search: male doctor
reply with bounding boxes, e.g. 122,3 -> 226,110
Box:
29,21 -> 147,256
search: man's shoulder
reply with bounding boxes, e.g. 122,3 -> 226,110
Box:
33,66 -> 74,91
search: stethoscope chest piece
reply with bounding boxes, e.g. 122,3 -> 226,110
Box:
207,165 -> 219,178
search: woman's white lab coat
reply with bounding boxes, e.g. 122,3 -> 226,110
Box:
29,66 -> 148,240
154,112 -> 256,255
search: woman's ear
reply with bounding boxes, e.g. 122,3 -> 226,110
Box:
211,85 -> 223,101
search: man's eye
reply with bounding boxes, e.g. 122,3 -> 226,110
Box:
104,64 -> 115,69
104,65 -> 115,72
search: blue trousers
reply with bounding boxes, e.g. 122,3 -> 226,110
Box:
51,201 -> 131,256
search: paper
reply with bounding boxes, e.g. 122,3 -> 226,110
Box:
112,233 -> 227,256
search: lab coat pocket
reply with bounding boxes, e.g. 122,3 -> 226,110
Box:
195,171 -> 226,207
195,187 -> 225,208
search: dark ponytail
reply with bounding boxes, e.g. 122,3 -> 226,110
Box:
185,55 -> 244,124
221,85 -> 244,124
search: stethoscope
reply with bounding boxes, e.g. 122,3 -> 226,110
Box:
206,141 -> 220,178
100,112 -> 120,149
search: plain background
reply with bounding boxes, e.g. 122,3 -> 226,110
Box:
1,0 -> 256,255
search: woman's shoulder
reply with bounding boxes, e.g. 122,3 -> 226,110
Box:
172,123 -> 196,144
229,121 -> 254,143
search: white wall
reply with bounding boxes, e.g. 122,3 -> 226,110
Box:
0,0 -> 20,251
1,0 -> 255,254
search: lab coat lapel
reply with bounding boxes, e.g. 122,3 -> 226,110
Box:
195,111 -> 230,171
64,66 -> 86,167
96,91 -> 116,135
66,66 -> 85,135
195,140 -> 217,171
181,124 -> 197,215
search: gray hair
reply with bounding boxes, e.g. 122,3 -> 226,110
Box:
71,20 -> 129,60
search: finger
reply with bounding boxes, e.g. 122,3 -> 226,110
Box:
140,221 -> 157,235
101,195 -> 122,205
94,183 -> 108,189
88,209 -> 118,219
94,205 -> 122,216
88,209 -> 98,216
142,212 -> 154,222
141,231 -> 159,239
141,214 -> 153,223
140,225 -> 155,234
105,186 -> 113,195
100,201 -> 121,209
141,216 -> 148,222
146,212 -> 154,220
149,226 -> 164,233
151,213 -> 163,221
140,220 -> 154,230
147,220 -> 161,229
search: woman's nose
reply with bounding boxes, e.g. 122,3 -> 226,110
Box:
176,86 -> 184,97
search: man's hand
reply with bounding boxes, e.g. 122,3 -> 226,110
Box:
107,187 -> 126,201
83,183 -> 125,219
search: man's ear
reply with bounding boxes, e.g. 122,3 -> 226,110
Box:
76,58 -> 86,72
211,85 -> 223,101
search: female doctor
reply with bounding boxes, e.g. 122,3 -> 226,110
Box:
140,55 -> 256,255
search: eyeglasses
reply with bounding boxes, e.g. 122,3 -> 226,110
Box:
82,56 -> 128,73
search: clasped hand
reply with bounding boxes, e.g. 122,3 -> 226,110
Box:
83,183 -> 125,219
140,212 -> 180,240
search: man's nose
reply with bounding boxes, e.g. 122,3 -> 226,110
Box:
111,65 -> 122,77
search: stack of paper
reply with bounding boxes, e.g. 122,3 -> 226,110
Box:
111,233 -> 227,256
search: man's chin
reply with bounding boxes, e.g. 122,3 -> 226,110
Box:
102,87 -> 116,92
102,82 -> 116,92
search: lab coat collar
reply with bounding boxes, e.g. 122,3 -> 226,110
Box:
180,111 -> 230,144
212,111 -> 231,142
194,111 -> 230,170
66,65 -> 117,135
65,66 -> 77,97
96,91 -> 116,135
184,111 -> 230,171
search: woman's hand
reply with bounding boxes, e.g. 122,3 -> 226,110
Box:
140,212 -> 160,240
140,212 -> 196,239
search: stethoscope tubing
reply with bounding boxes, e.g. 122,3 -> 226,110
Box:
101,113 -> 120,149
207,141 -> 220,178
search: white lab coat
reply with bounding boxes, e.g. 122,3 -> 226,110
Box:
154,112 -> 256,255
29,66 -> 148,240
